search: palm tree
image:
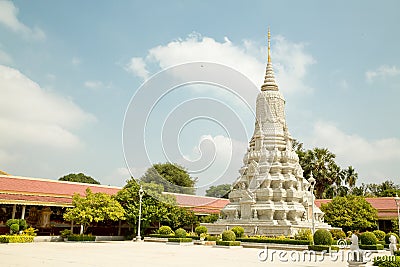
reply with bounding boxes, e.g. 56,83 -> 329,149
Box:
302,148 -> 338,199
343,166 -> 358,193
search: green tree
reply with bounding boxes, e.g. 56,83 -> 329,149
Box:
59,173 -> 100,185
63,188 -> 125,234
116,178 -> 197,236
205,184 -> 231,198
320,195 -> 378,232
140,163 -> 197,195
302,148 -> 340,199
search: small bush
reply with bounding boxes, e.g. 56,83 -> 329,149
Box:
314,229 -> 333,246
168,237 -> 193,243
359,244 -> 384,250
216,240 -> 241,246
23,227 -> 38,236
195,226 -> 208,236
60,229 -> 72,238
237,237 -> 311,245
308,245 -> 331,251
205,235 -> 219,241
385,233 -> 400,244
0,235 -> 34,243
221,230 -> 236,241
373,256 -> 400,266
67,234 -> 96,241
373,230 -> 386,241
10,224 -> 19,234
330,229 -> 346,240
175,228 -> 187,238
231,226 -> 244,238
158,226 -> 173,235
360,232 -> 378,245
295,229 -> 313,241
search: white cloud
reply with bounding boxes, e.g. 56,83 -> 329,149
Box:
127,33 -> 315,94
179,134 -> 247,193
84,80 -> 103,89
307,121 -> 400,183
0,65 -> 95,156
0,1 -> 45,40
366,65 -> 400,82
125,57 -> 149,80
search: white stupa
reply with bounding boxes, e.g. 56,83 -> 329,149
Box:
204,29 -> 331,236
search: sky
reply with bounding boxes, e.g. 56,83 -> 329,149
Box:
0,0 -> 399,194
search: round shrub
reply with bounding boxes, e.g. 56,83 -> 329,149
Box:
373,230 -> 386,241
158,226 -> 173,235
385,232 -> 400,244
231,226 -> 244,238
10,223 -> 19,234
175,228 -> 187,238
221,230 -> 236,241
330,229 -> 346,240
360,232 -> 377,245
195,226 -> 207,236
313,229 -> 333,245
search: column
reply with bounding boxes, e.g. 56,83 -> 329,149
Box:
21,205 -> 26,220
11,204 -> 16,219
118,220 -> 122,236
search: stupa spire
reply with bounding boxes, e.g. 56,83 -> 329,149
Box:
261,27 -> 278,91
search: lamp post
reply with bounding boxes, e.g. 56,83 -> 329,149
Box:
395,194 -> 400,237
308,173 -> 316,238
135,185 -> 144,242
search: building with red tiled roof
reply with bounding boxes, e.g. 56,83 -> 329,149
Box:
0,174 -> 230,235
315,197 -> 399,232
163,192 -> 230,215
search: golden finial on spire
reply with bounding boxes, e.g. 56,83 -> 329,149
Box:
268,27 -> 271,63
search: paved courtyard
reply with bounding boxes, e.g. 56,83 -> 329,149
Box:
0,241 -> 381,267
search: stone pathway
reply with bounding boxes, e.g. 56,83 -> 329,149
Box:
0,241 -> 383,267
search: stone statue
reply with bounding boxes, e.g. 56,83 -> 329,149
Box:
389,235 -> 398,255
350,234 -> 359,251
234,209 -> 239,220
253,209 -> 258,220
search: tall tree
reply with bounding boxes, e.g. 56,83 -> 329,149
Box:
116,178 -> 197,236
205,184 -> 231,198
301,148 -> 339,199
320,195 -> 378,232
63,188 -> 125,234
343,166 -> 358,192
140,163 -> 197,195
59,173 -> 100,185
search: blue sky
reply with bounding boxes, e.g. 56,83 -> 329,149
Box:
0,0 -> 399,193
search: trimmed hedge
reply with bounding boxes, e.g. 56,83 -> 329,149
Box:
395,251 -> 400,256
385,233 -> 400,244
373,255 -> 400,266
222,230 -> 236,241
67,234 -> 96,241
314,229 -> 333,246
308,245 -> 339,252
237,237 -> 311,245
0,235 -> 34,243
231,226 -> 244,238
216,240 -> 241,246
373,230 -> 386,241
148,234 -> 199,239
205,235 -> 219,241
360,232 -> 378,245
359,244 -> 384,250
195,226 -> 208,236
158,226 -> 173,235
175,228 -> 187,238
168,238 -> 193,243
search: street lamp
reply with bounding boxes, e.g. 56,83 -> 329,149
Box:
135,185 -> 144,242
308,173 -> 316,238
395,194 -> 400,237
